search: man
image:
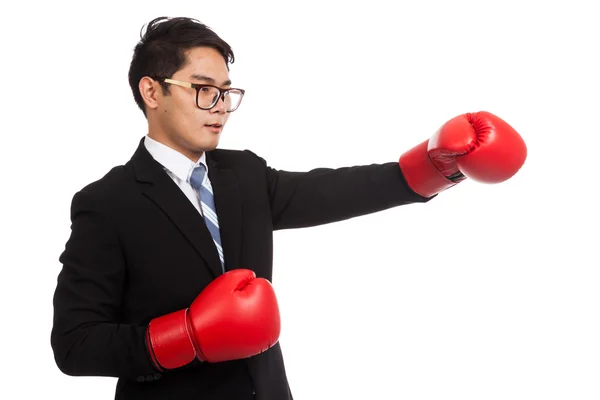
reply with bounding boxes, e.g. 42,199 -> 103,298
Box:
51,16 -> 527,400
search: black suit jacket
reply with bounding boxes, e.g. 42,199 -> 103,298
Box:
51,138 -> 432,399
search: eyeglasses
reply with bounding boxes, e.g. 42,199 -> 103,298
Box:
157,78 -> 245,112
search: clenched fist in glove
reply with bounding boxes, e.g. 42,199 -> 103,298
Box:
399,111 -> 527,197
146,269 -> 280,371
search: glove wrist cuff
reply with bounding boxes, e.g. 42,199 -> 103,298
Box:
399,139 -> 457,198
147,308 -> 197,370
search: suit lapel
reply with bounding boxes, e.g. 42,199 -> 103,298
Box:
206,152 -> 243,272
130,139 -> 223,278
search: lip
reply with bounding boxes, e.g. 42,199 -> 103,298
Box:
205,124 -> 223,133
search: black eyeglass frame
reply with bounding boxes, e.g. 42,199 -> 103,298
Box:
155,77 -> 245,112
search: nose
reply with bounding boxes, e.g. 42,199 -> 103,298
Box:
210,94 -> 227,113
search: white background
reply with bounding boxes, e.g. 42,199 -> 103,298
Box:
1,0 -> 599,399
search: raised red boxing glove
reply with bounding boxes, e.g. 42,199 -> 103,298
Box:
146,269 -> 280,371
399,111 -> 527,198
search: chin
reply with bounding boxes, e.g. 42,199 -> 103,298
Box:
199,139 -> 220,152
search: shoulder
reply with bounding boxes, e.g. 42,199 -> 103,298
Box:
208,148 -> 269,170
69,163 -> 134,210
84,164 -> 131,192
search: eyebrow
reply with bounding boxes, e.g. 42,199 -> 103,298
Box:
190,74 -> 231,86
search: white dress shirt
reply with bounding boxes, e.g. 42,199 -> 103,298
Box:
144,135 -> 209,217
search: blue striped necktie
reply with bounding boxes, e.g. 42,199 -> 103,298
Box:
189,164 -> 225,272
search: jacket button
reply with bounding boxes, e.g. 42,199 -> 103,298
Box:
136,376 -> 145,383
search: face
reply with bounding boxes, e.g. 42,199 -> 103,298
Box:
142,47 -> 233,162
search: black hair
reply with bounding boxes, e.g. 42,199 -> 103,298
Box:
128,16 -> 235,116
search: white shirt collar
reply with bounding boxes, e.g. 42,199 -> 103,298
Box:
143,135 -> 208,183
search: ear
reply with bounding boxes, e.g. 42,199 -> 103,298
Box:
139,77 -> 161,111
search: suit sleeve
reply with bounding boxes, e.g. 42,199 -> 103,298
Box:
245,150 -> 435,230
51,189 -> 158,381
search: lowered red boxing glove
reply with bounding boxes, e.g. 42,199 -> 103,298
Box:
399,111 -> 527,197
146,269 -> 280,371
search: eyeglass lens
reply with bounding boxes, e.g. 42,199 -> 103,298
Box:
197,87 -> 243,111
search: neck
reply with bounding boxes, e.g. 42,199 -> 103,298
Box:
147,130 -> 203,164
